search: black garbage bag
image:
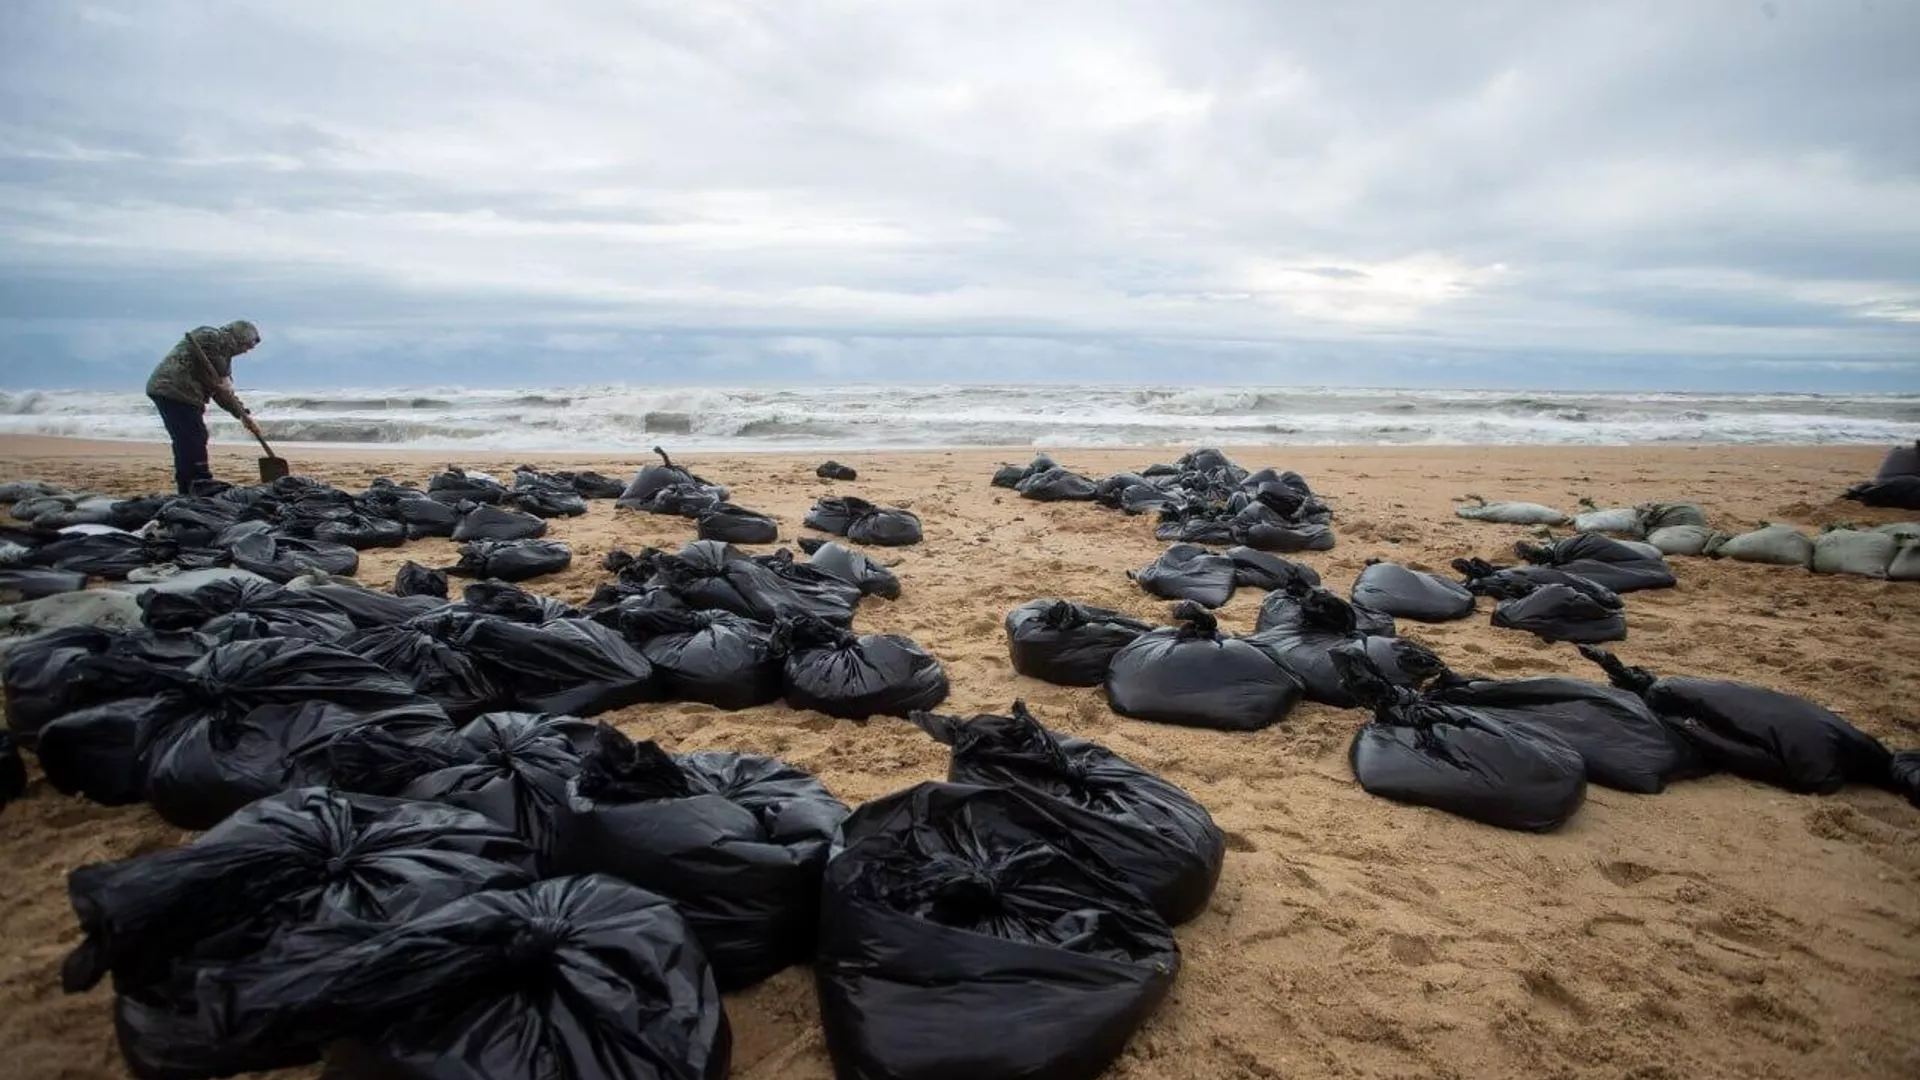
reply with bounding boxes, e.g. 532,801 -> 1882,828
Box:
1093,472 -> 1153,509
1018,466 -> 1100,502
365,488 -> 460,539
653,540 -> 857,626
137,578 -> 355,642
393,560 -> 448,599
618,446 -> 713,508
26,530 -> 166,579
914,702 -> 1224,925
1248,585 -> 1400,707
1515,534 -> 1676,593
0,566 -> 88,601
1875,440 -> 1919,482
451,502 -> 548,542
1892,751 -> 1920,808
1452,556 -> 1621,602
697,502 -> 779,544
619,606 -> 783,710
1234,517 -> 1336,552
1130,543 -> 1236,608
425,467 -> 507,505
818,460 -> 858,481
453,580 -> 578,623
0,731 -> 24,810
817,781 -> 1178,1080
1106,602 -> 1301,730
1,626 -> 210,747
776,614 -> 949,720
553,726 -> 848,990
129,638 -> 454,829
451,538 -> 573,582
218,522 -> 359,583
281,507 -> 407,550
849,504 -> 924,547
148,497 -> 250,547
302,583 -> 444,630
457,616 -> 661,716
1581,646 -> 1893,795
1422,670 -> 1703,793
797,537 -> 901,600
1004,599 -> 1153,687
63,787 -> 537,1080
554,469 -> 627,500
196,875 -> 731,1080
1334,646 -> 1588,832
1491,582 -> 1627,643
1843,475 -> 1920,510
344,615 -> 504,722
502,485 -> 588,519
1350,560 -> 1476,623
1155,515 -> 1236,545
990,463 -> 1028,489
1225,546 -> 1321,591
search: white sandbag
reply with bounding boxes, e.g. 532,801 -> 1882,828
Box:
1889,539 -> 1920,582
0,480 -> 70,502
1637,502 -> 1709,530
1454,496 -> 1570,526
1646,524 -> 1722,557
1710,524 -> 1813,567
1574,505 -> 1645,538
1873,522 -> 1920,541
110,567 -> 275,595
0,590 -> 144,650
1812,529 -> 1896,579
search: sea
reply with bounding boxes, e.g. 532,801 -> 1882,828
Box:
2,385 -> 1916,452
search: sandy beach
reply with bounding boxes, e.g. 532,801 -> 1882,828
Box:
2,434 -> 1916,1080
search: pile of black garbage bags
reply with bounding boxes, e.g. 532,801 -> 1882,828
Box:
1844,440 -> 1920,510
993,447 -> 1336,552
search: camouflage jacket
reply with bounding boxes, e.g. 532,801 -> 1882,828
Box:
146,327 -> 248,417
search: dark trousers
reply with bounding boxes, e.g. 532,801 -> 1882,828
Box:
150,394 -> 211,495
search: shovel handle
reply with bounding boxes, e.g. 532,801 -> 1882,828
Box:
251,429 -> 279,459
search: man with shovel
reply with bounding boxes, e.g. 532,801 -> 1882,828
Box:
146,319 -> 272,493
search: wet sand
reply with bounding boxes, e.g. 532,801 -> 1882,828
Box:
2,435 -> 1917,1080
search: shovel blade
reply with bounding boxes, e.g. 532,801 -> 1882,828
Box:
258,455 -> 290,482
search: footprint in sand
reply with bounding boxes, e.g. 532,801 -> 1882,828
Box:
1597,860 -> 1660,887
1387,934 -> 1438,966
1520,969 -> 1593,1021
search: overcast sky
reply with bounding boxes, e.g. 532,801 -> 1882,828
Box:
2,0 -> 1917,391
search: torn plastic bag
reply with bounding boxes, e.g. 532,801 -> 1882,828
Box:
1453,495 -> 1570,526
457,616 -> 660,717
1106,602 -> 1301,730
1491,581 -> 1627,643
1350,560 -> 1475,623
817,460 -> 858,481
1581,647 -> 1892,795
137,578 -> 355,642
624,607 -> 783,710
1335,646 -> 1588,832
1709,523 -> 1814,566
218,522 -> 359,583
776,614 -> 949,720
914,702 -> 1224,925
1515,534 -> 1676,593
0,730 -> 24,808
0,566 -> 88,601
137,638 -> 454,829
64,788 -> 537,1080
653,540 -> 857,626
451,538 -> 572,582
1573,503 -> 1646,538
197,875 -> 730,1080
294,583 -> 443,630
0,626 -> 208,746
1811,528 -> 1896,578
425,467 -> 507,505
344,615 -> 504,722
1131,544 -> 1236,608
697,502 -> 779,544
1842,475 -> 1920,509
553,727 -> 848,989
797,537 -> 901,600
817,781 -> 1178,1080
1018,466 -> 1100,502
452,580 -> 578,624
1424,670 -> 1701,793
1225,546 -> 1321,591
1647,524 -> 1722,557
1248,586 -> 1400,707
1005,599 -> 1153,687
450,502 -> 548,542
393,560 -> 448,599
616,445 -> 727,511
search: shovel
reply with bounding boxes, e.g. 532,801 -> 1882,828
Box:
251,429 -> 290,482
